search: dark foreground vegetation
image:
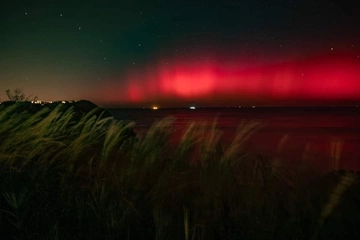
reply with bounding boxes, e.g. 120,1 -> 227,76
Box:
0,101 -> 359,240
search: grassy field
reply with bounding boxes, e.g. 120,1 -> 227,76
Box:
0,103 -> 359,240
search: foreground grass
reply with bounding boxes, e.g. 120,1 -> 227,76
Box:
0,104 -> 359,240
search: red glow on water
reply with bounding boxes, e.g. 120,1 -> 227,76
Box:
104,51 -> 360,105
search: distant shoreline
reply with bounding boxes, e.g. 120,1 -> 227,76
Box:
105,106 -> 360,110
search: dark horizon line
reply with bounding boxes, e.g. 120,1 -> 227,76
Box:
1,99 -> 359,109
98,100 -> 360,109
104,105 -> 360,110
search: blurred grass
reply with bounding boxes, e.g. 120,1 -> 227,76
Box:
0,104 -> 359,240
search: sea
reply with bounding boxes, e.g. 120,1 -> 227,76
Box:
107,107 -> 360,172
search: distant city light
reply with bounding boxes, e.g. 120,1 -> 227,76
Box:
152,106 -> 158,110
190,106 -> 195,109
27,100 -> 74,105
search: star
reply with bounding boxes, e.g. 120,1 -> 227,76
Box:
330,47 -> 333,50
79,27 -> 81,30
104,57 -> 106,60
25,12 -> 27,15
60,14 -> 63,17
138,43 -> 141,47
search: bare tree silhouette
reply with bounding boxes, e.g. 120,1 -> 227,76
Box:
5,88 -> 33,102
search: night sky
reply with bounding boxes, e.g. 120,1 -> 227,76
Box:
1,0 -> 360,107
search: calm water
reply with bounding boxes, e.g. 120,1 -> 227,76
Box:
108,107 -> 360,171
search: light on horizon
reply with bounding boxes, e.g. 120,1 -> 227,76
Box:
190,106 -> 196,109
152,106 -> 158,110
